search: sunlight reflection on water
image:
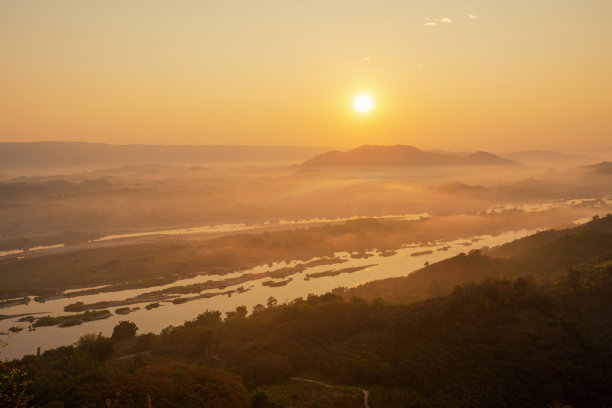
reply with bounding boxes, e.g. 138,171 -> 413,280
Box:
1,195 -> 609,259
1,227 -> 543,360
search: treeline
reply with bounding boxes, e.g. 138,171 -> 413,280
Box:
0,208 -> 598,299
7,272 -> 612,407
3,215 -> 612,407
0,231 -> 104,253
346,214 -> 612,303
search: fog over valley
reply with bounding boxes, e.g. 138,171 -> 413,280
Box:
2,1 -> 612,405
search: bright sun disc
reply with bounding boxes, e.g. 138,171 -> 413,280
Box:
353,93 -> 374,113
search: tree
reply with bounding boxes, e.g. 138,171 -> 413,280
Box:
77,333 -> 114,360
564,268 -> 582,294
0,337 -> 34,407
195,310 -> 222,327
226,306 -> 248,321
267,296 -> 278,309
236,305 -> 248,318
0,362 -> 34,408
111,321 -> 138,341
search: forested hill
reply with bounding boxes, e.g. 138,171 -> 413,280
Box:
3,215 -> 612,408
302,145 -> 517,167
346,214 -> 612,303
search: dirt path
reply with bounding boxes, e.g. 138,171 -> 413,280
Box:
115,351 -> 151,360
362,389 -> 370,408
290,377 -> 370,408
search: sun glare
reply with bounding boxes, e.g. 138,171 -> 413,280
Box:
353,93 -> 375,114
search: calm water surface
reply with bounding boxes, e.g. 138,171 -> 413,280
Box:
1,227 -> 545,360
0,213 -> 429,258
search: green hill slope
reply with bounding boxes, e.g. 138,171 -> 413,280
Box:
6,215 -> 612,408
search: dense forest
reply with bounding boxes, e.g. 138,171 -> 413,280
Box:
2,215 -> 612,407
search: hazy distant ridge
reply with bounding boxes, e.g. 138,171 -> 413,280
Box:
302,145 -> 517,167
0,142 -> 327,168
584,161 -> 612,174
500,150 -> 592,164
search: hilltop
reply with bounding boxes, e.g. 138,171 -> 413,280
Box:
302,145 -> 517,167
583,161 -> 612,175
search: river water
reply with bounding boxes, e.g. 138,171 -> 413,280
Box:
1,195 -> 609,259
1,227 -> 549,360
0,213 -> 430,259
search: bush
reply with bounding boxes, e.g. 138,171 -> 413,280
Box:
76,333 -> 114,360
111,321 -> 138,341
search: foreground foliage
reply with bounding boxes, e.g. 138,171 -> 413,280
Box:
4,215 -> 612,407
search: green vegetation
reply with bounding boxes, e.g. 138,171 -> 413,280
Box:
0,361 -> 34,408
4,215 -> 612,407
255,379 -> 363,408
63,302 -> 85,312
1,337 -> 35,407
347,214 -> 612,303
305,264 -> 376,279
62,295 -> 174,313
32,310 -> 112,328
410,249 -> 433,256
0,208 -> 593,300
0,297 -> 30,308
261,278 -> 292,287
111,321 -> 138,341
10,271 -> 612,407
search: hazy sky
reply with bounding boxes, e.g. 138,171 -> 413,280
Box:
1,1 -> 611,151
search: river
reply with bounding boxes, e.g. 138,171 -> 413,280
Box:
1,226 -> 553,360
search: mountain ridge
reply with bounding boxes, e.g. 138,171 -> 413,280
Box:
0,142 -> 327,168
302,145 -> 517,167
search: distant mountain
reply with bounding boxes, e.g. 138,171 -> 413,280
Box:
501,150 -> 592,165
465,150 -> 518,165
0,142 -> 327,169
427,148 -> 472,156
583,161 -> 612,174
302,145 -> 517,167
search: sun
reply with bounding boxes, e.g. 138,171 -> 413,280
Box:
353,93 -> 375,113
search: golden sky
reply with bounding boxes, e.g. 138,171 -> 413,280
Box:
1,1 -> 611,151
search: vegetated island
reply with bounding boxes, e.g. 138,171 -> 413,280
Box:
305,264 -> 377,279
262,278 -> 293,287
0,206 -> 599,302
32,310 -> 112,328
5,215 -> 612,408
410,250 -> 433,257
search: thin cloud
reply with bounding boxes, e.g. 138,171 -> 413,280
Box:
424,17 -> 453,27
469,14 -> 479,20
